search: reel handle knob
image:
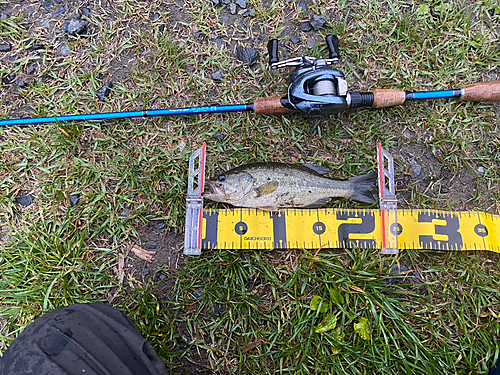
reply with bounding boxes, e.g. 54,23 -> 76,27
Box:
325,34 -> 340,62
267,39 -> 279,68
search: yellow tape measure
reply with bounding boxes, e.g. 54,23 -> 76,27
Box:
183,143 -> 498,255
200,208 -> 500,252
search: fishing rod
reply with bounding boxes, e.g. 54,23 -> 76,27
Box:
1,35 -> 499,127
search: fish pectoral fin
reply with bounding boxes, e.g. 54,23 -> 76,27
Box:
300,163 -> 330,175
302,198 -> 332,208
255,181 -> 278,197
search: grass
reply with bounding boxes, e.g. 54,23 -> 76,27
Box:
1,0 -> 500,373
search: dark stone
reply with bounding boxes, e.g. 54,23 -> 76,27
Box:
298,0 -> 307,11
309,14 -> 326,31
2,74 -> 14,85
382,264 -> 421,285
154,272 -> 166,282
214,132 -> 224,141
193,31 -> 201,38
96,81 -> 112,101
43,0 -> 53,10
54,0 -> 63,3
290,36 -> 300,44
228,3 -> 237,14
157,222 -> 166,229
61,45 -> 70,55
69,194 -> 79,206
54,6 -> 65,16
442,187 -> 449,193
212,0 -> 220,4
16,194 -> 34,207
212,71 -> 222,80
0,13 -> 8,21
143,268 -> 149,276
192,289 -> 203,299
236,46 -> 259,65
215,38 -> 222,48
300,21 -> 312,32
16,77 -> 25,88
235,0 -> 247,8
150,12 -> 160,20
410,161 -> 422,178
222,0 -> 230,4
0,44 -> 11,52
144,241 -> 158,250
81,7 -> 90,17
221,16 -> 229,24
62,19 -> 89,36
28,66 -> 36,75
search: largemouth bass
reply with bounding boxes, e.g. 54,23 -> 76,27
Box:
203,162 -> 377,211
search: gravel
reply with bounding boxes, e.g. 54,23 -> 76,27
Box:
236,46 -> 259,65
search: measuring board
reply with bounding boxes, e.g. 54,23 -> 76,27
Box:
184,143 -> 500,255
199,208 -> 499,252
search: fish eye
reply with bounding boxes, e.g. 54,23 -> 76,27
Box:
218,175 -> 226,182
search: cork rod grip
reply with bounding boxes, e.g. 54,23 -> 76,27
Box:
461,81 -> 500,102
254,97 -> 296,115
371,89 -> 406,108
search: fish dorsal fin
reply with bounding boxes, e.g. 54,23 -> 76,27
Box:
255,181 -> 278,197
301,163 -> 330,175
302,197 -> 332,208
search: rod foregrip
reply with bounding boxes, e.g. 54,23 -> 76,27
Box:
371,89 -> 406,108
254,97 -> 296,115
461,81 -> 500,102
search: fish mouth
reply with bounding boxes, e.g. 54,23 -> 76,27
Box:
202,181 -> 224,197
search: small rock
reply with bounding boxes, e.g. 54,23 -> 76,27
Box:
16,194 -> 34,207
382,264 -> 419,285
144,241 -> 158,250
55,28 -> 61,34
222,0 -> 230,4
54,6 -> 65,16
62,19 -> 89,36
28,66 -> 36,74
16,77 -> 25,88
120,209 -> 130,217
150,12 -> 159,20
143,268 -> 149,276
478,166 -> 485,173
236,46 -> 259,65
442,187 -> 449,193
212,0 -> 220,4
306,38 -> 315,48
192,289 -> 203,299
40,19 -> 51,28
69,194 -> 79,206
54,0 -> 63,3
290,36 -> 300,44
228,3 -> 237,14
154,272 -> 166,282
235,0 -> 247,8
43,0 -> 53,10
96,81 -> 112,101
298,0 -> 307,11
193,31 -> 201,38
214,132 -> 225,141
61,45 -> 69,55
300,21 -> 312,32
216,38 -> 222,48
410,161 -> 422,178
0,44 -> 11,52
221,15 -> 229,24
157,222 -> 166,229
0,14 -> 8,21
309,14 -> 326,31
1,74 -> 14,85
212,71 -> 222,80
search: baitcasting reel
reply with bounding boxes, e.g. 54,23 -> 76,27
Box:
267,35 -> 374,116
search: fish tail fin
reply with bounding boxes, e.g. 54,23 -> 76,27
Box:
347,173 -> 378,204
